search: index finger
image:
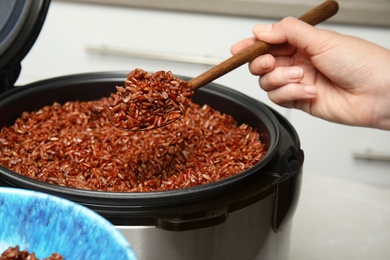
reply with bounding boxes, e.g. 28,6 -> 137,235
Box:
230,37 -> 256,55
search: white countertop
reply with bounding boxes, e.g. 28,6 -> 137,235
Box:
289,172 -> 390,260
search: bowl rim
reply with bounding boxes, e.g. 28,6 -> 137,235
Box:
0,186 -> 136,258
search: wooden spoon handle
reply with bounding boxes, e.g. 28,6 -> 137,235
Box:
188,0 -> 339,90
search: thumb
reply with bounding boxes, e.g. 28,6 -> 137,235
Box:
253,17 -> 333,55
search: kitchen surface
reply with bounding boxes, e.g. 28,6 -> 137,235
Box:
11,0 -> 390,259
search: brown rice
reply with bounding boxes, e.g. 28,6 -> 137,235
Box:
0,73 -> 266,192
109,69 -> 194,131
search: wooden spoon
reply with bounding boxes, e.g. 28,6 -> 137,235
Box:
109,1 -> 339,131
188,0 -> 339,90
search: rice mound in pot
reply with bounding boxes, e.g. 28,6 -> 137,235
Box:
0,73 -> 267,192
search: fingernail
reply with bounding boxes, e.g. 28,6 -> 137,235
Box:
304,85 -> 317,95
253,24 -> 273,34
284,67 -> 303,79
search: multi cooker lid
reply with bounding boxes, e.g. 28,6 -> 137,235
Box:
0,0 -> 50,91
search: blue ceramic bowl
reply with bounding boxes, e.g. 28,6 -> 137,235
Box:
0,187 -> 137,259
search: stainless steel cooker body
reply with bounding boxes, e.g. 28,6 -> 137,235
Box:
119,194 -> 292,260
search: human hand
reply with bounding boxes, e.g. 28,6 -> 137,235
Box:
231,17 -> 390,130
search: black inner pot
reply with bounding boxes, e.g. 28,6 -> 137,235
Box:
0,72 -> 303,230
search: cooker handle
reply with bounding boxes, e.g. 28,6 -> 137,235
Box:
0,63 -> 21,94
267,145 -> 304,232
156,206 -> 229,231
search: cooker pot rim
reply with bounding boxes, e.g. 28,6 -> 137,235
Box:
0,71 -> 282,205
